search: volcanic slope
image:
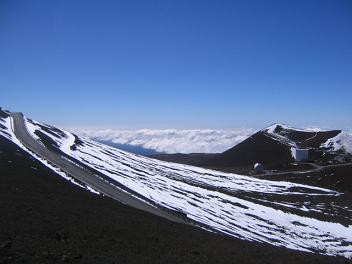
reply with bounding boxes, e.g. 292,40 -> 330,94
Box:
154,124 -> 347,170
0,109 -> 351,259
3,134 -> 352,264
205,124 -> 343,167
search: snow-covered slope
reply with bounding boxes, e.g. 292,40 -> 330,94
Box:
264,124 -> 303,147
0,111 -> 99,194
1,112 -> 352,258
324,131 -> 352,154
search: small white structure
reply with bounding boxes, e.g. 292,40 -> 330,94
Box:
253,163 -> 264,173
292,148 -> 309,161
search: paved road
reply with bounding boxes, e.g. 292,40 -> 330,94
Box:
257,161 -> 352,178
10,112 -> 185,224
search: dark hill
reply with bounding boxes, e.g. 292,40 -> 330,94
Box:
200,125 -> 342,169
204,131 -> 293,168
268,125 -> 341,148
152,125 -> 343,171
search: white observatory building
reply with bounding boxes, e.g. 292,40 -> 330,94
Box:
253,163 -> 264,173
292,148 -> 309,161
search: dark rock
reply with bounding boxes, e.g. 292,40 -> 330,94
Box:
74,254 -> 83,259
61,254 -> 69,262
0,240 -> 12,249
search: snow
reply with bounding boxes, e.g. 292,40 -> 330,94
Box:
324,131 -> 352,154
25,119 -> 41,142
25,118 -> 75,153
264,124 -> 322,134
0,113 -> 13,140
290,147 -> 296,159
0,115 -> 99,195
263,124 -> 297,147
2,116 -> 352,258
60,131 -> 75,153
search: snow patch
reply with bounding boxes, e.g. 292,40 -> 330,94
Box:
24,118 -> 75,153
0,114 -> 14,140
0,115 -> 99,195
324,131 -> 352,154
264,123 -> 322,134
290,147 -> 296,159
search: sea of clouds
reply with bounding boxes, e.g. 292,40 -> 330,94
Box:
70,128 -> 255,154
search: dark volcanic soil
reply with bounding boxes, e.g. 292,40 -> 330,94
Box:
0,137 -> 350,264
153,132 -> 295,170
211,132 -> 294,168
152,126 -> 347,172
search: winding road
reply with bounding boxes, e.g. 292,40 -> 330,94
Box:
10,112 -> 185,224
257,161 -> 352,178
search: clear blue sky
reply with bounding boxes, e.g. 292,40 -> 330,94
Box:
1,0 -> 351,129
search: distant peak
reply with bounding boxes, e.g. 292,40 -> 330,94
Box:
262,123 -> 323,134
262,123 -> 289,133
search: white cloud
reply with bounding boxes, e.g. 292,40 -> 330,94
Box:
69,128 -> 254,154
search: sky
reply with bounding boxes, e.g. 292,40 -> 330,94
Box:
1,0 -> 351,129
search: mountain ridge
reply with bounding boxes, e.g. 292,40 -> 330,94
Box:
152,123 -> 350,170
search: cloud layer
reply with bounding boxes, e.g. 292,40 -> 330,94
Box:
70,128 -> 254,154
